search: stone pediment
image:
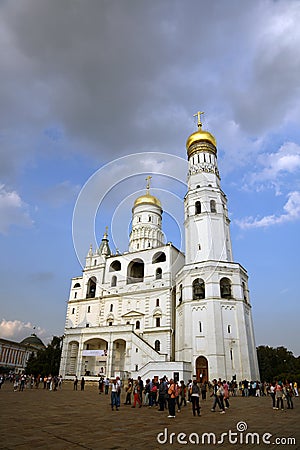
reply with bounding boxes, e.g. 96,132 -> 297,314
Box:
122,310 -> 145,318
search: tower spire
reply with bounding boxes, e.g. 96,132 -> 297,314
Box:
193,111 -> 204,130
145,175 -> 152,193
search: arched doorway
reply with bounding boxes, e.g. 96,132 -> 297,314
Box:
196,356 -> 208,383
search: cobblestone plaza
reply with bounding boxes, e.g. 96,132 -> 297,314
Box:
0,381 -> 299,449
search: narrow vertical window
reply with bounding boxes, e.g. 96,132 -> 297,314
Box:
210,200 -> 216,213
110,304 -> 113,312
87,306 -> 91,313
228,325 -> 231,334
199,321 -> 202,333
195,201 -> 201,214
156,298 -> 160,307
156,317 -> 161,327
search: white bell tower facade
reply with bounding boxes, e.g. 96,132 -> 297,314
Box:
176,113 -> 260,382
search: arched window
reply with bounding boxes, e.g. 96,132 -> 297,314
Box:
136,320 -> 140,330
242,282 -> 248,302
210,200 -> 216,213
109,261 -> 121,271
220,277 -> 232,299
195,201 -> 201,214
152,252 -> 166,264
179,284 -> 183,303
111,275 -> 117,287
155,268 -> 162,280
73,282 -> 81,288
127,259 -> 144,284
86,277 -> 96,298
154,340 -> 161,352
193,278 -> 205,299
156,298 -> 160,307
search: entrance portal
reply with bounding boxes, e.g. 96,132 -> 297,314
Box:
196,356 -> 208,383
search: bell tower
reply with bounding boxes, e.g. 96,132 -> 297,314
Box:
184,112 -> 233,264
129,176 -> 164,252
176,112 -> 260,382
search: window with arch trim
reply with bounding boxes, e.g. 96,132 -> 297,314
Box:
179,284 -> 183,303
111,275 -> 117,287
210,199 -> 216,213
155,268 -> 162,280
220,277 -> 232,299
152,252 -> 166,264
109,261 -> 121,272
154,340 -> 161,352
86,277 -> 96,298
136,320 -> 140,330
127,258 -> 144,284
193,278 -> 205,299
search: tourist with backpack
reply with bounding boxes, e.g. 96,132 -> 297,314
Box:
167,379 -> 178,418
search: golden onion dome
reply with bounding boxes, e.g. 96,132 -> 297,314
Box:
134,192 -> 162,209
186,111 -> 217,158
186,129 -> 217,151
134,176 -> 162,209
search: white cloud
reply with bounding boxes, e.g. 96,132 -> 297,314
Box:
253,142 -> 300,182
0,319 -> 46,342
0,184 -> 33,234
236,191 -> 300,229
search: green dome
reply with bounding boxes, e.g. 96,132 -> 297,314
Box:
20,333 -> 45,348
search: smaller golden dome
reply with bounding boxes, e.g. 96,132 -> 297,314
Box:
134,192 -> 162,209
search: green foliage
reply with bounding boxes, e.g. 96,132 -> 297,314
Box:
26,336 -> 62,376
257,345 -> 300,383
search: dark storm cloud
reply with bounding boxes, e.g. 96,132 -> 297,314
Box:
0,0 -> 299,176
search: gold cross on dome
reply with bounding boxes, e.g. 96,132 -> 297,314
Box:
146,175 -> 152,191
193,111 -> 204,129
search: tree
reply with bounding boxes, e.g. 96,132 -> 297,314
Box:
257,345 -> 300,382
26,336 -> 62,376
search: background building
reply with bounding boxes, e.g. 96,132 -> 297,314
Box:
0,334 -> 45,373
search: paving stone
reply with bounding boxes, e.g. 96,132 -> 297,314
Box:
0,381 -> 299,449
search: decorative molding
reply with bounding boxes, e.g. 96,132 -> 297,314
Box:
221,305 -> 235,310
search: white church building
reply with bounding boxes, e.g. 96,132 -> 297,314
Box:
60,116 -> 260,383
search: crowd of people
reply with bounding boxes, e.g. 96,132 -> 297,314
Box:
104,376 -> 298,418
0,373 -> 63,391
1,371 -> 298,418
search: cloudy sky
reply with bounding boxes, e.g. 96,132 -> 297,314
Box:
0,0 -> 299,356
